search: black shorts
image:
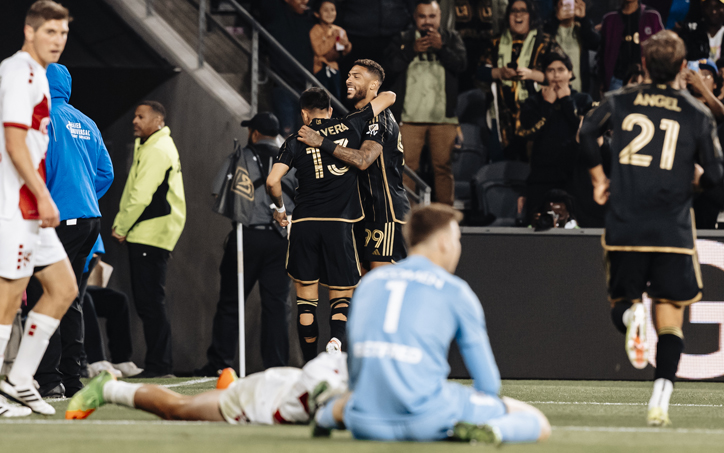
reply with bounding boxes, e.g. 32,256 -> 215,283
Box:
354,221 -> 407,265
605,250 -> 703,307
287,220 -> 361,289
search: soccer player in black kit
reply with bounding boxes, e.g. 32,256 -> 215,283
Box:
580,31 -> 724,427
266,87 -> 395,362
299,59 -> 411,270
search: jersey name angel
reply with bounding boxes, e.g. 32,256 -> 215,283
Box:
633,93 -> 682,112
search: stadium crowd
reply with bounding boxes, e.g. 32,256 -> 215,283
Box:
240,0 -> 724,228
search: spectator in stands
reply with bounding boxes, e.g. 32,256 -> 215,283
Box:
624,62 -> 645,85
477,0 -> 561,161
675,0 -> 706,60
337,0 -> 415,82
385,0 -> 466,205
258,0 -> 314,136
38,63 -> 114,398
310,0 -> 352,100
516,52 -> 592,221
544,0 -> 600,95
112,101 -> 186,378
663,0 -> 691,29
684,59 -> 724,228
598,0 -> 664,92
455,0 -> 510,92
530,189 -> 579,230
197,112 -> 296,376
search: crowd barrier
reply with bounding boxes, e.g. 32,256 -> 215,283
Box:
449,228 -> 724,382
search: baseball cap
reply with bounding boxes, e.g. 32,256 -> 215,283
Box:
697,58 -> 718,75
241,112 -> 280,137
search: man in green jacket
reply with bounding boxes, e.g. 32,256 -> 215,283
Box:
112,101 -> 186,378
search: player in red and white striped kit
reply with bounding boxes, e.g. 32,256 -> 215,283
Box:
0,1 -> 77,418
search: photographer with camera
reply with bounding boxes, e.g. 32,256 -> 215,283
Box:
477,0 -> 562,161
530,189 -> 579,231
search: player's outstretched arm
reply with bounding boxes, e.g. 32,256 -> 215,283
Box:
4,126 -> 60,228
266,162 -> 291,227
369,91 -> 396,117
297,127 -> 383,170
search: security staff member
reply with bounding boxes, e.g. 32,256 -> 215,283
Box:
197,112 -> 296,375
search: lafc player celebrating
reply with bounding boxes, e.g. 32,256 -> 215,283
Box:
299,60 -> 410,270
580,31 -> 724,426
266,88 -> 394,362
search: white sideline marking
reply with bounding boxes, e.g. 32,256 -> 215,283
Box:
555,426 -> 724,435
2,420 -> 724,435
527,401 -> 723,407
163,378 -> 216,388
41,378 -> 217,403
0,420 -> 217,426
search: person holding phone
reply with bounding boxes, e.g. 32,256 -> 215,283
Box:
477,0 -> 562,161
543,0 -> 600,95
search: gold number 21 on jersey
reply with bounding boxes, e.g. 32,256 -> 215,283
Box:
619,113 -> 680,170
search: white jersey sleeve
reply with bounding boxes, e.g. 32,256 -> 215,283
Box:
1,57 -> 35,129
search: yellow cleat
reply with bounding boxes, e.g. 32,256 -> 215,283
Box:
647,407 -> 671,427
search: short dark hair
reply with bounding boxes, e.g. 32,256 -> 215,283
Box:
642,30 -> 686,84
504,0 -> 540,30
415,0 -> 438,6
300,87 -> 331,111
543,51 -> 576,82
353,59 -> 385,83
26,0 -> 71,30
403,204 -> 463,248
138,100 -> 166,119
312,0 -> 335,13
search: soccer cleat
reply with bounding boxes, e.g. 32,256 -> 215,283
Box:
326,338 -> 342,355
647,407 -> 672,427
216,368 -> 238,390
0,378 -> 55,415
0,395 -> 32,418
450,422 -> 503,446
625,303 -> 648,369
65,370 -> 116,420
311,419 -> 332,438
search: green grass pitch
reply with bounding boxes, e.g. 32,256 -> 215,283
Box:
1,378 -> 723,452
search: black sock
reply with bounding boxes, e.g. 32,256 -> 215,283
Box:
655,330 -> 684,382
297,298 -> 319,363
329,297 -> 350,347
611,301 -> 633,334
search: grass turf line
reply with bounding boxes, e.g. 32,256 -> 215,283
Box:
1,378 -> 723,453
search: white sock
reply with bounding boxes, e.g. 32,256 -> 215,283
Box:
0,324 -> 12,366
622,307 -> 635,328
103,380 -> 141,408
7,311 -> 60,386
648,378 -> 674,411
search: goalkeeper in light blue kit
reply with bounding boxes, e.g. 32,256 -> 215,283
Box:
312,204 -> 550,444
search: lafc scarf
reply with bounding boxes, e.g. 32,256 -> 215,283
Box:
497,29 -> 538,103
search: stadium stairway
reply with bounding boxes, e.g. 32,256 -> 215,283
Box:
103,0 -> 252,121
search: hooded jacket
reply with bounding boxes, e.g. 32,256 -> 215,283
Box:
45,63 -> 113,220
113,126 -> 186,251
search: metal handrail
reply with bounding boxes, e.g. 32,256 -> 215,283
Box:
148,0 -> 431,205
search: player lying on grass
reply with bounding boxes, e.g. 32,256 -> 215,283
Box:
65,352 -> 346,424
311,204 -> 551,444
